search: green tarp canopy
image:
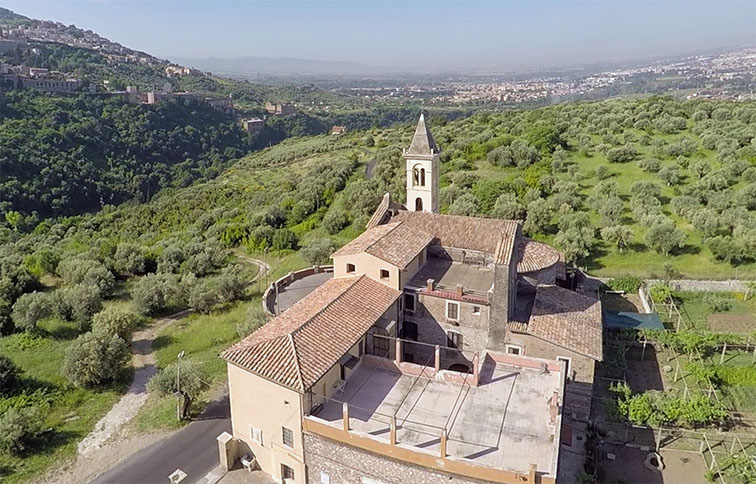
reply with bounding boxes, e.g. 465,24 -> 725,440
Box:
603,311 -> 665,330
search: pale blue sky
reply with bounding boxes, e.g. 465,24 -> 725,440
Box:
3,0 -> 755,70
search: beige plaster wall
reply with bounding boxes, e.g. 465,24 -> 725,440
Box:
227,363 -> 307,483
333,252 -> 401,290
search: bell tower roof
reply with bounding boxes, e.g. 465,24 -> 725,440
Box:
406,113 -> 439,156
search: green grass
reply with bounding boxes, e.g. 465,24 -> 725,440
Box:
674,291 -> 756,332
0,319 -> 125,484
131,301 -> 253,431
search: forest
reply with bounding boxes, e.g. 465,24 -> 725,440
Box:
0,90 -> 252,222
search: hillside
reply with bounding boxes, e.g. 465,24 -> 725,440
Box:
1,95 -> 755,483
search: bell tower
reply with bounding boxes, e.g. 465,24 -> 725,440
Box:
404,113 -> 440,213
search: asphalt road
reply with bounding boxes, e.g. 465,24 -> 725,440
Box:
88,396 -> 231,484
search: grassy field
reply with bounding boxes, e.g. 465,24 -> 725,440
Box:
0,319 -> 126,483
674,291 -> 756,332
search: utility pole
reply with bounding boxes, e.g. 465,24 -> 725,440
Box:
176,351 -> 185,421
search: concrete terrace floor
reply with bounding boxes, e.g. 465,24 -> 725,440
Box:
312,360 -> 561,476
268,271 -> 333,314
409,258 -> 494,294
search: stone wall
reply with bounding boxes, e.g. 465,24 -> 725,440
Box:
411,293 -> 488,366
303,433 -> 492,484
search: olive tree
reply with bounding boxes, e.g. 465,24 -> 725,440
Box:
300,238 -> 338,266
62,331 -> 129,388
645,221 -> 686,256
11,292 -> 51,332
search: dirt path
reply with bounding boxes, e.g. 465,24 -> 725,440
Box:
77,309 -> 194,456
44,255 -> 271,483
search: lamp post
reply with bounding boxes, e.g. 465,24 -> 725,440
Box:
176,351 -> 185,421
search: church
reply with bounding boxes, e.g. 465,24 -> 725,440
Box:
221,115 -> 603,484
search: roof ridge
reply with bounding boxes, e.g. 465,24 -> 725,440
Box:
287,333 -> 306,391
290,275 -> 363,338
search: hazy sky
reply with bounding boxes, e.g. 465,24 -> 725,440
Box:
3,0 -> 755,70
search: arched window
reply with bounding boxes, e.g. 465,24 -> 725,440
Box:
415,197 -> 423,211
420,168 -> 426,186
412,166 -> 420,186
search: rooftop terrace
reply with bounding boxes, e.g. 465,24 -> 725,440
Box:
408,258 -> 494,296
307,354 -> 563,480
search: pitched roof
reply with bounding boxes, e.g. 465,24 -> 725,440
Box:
516,237 -> 561,274
517,285 -> 603,361
390,211 -> 520,264
406,113 -> 439,156
221,276 -> 401,391
332,221 -> 433,269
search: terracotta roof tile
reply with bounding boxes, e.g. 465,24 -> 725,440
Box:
332,221 -> 433,269
221,276 -> 401,391
525,285 -> 603,361
390,211 -> 519,264
517,238 -> 561,274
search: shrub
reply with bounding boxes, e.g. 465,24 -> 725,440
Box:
188,280 -> 217,314
62,331 -> 129,388
148,360 -> 206,398
0,355 -> 20,395
131,273 -> 181,315
703,294 -> 732,313
91,308 -> 139,339
606,276 -> 642,293
649,284 -> 672,303
237,306 -> 270,338
322,209 -> 349,234
0,406 -> 45,455
113,243 -> 147,276
271,228 -> 298,252
300,238 -> 338,266
216,264 -> 247,303
57,284 -> 103,328
11,291 -> 51,332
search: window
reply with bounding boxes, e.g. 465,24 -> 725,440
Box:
320,472 -> 331,484
404,293 -> 415,313
346,263 -> 355,273
446,301 -> 460,321
447,331 -> 463,349
506,344 -> 522,355
380,269 -> 390,280
472,305 -> 481,315
415,197 -> 423,211
558,357 -> 572,379
281,464 -> 295,480
420,168 -> 426,186
282,426 -> 294,448
250,426 -> 263,444
403,320 -> 418,341
412,166 -> 420,186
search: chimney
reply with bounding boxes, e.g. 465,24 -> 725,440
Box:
456,284 -> 464,297
426,279 -> 435,291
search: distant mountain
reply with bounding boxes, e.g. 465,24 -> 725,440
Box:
171,56 -> 382,77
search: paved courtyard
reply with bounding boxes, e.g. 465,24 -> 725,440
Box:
267,271 -> 332,314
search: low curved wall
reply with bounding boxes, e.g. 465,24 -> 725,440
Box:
262,265 -> 334,315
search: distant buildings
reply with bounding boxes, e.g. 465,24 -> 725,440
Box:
0,63 -> 82,93
21,77 -> 81,93
242,117 -> 265,133
265,102 -> 296,116
330,125 -> 347,135
119,85 -> 236,114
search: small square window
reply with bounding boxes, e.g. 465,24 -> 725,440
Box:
446,301 -> 459,321
282,426 -> 294,448
506,344 -> 522,355
380,269 -> 390,279
346,263 -> 355,273
472,305 -> 481,315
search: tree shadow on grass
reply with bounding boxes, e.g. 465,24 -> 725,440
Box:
44,324 -> 80,341
151,334 -> 175,352
673,244 -> 700,256
29,428 -> 79,458
581,244 -> 608,272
